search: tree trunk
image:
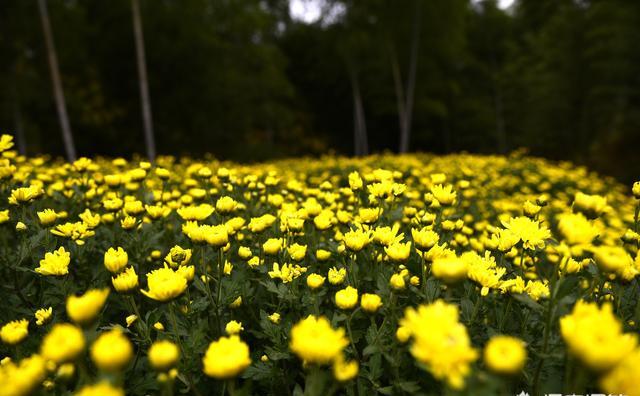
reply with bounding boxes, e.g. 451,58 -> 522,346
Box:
349,68 -> 369,156
37,0 -> 76,161
348,62 -> 368,156
355,82 -> 368,156
388,43 -> 408,150
132,0 -> 157,160
11,64 -> 27,155
13,100 -> 26,156
400,0 -> 421,153
492,77 -> 506,153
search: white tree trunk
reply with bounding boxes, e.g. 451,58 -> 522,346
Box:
400,0 -> 421,153
37,0 -> 76,161
132,0 -> 156,160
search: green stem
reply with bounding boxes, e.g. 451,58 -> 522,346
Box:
498,297 -> 512,332
128,295 -> 151,345
346,309 -> 360,360
469,294 -> 483,325
226,379 -> 236,396
216,247 -> 224,335
532,268 -> 558,395
168,302 -> 202,396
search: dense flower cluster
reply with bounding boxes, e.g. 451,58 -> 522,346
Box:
0,134 -> 638,395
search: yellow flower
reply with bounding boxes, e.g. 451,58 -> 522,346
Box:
268,262 -> 306,283
384,241 -> 411,262
559,256 -> 589,274
263,238 -> 283,255
289,315 -> 348,364
126,314 -> 137,327
15,221 -> 27,231
411,227 -> 439,250
8,185 -> 43,205
248,214 -> 276,233
37,209 -> 58,226
216,196 -> 238,214
90,328 -> 133,372
75,382 -> 124,396
522,200 -> 541,217
633,181 -> 640,199
205,224 -> 229,247
224,260 -> 233,275
35,307 -> 53,326
148,340 -> 180,371
557,212 -> 598,245
400,300 -> 477,389
316,249 -> 331,261
103,197 -> 123,211
182,221 -> 205,242
36,247 -> 70,276
177,265 -> 196,282
483,335 -> 527,375
396,326 -> 411,343
104,247 -> 128,273
56,362 -> 75,380
238,246 -> 252,260
1,319 -> 29,345
360,293 -> 382,313
343,228 -> 371,252
599,347 -> 640,396
560,300 -> 637,371
177,204 -> 214,221
288,243 -> 307,261
40,323 -> 85,364
111,266 -> 139,293
230,296 -> 242,308
525,280 -> 550,301
389,273 -> 406,290
593,246 -> 633,275
141,266 -> 187,302
268,312 -> 281,324
431,184 -> 457,206
78,209 -> 100,228
432,256 -> 468,284
0,354 -> 46,396
332,355 -> 359,382
120,216 -> 137,230
225,320 -> 244,335
202,335 -> 251,379
164,245 -> 192,267
123,200 -> 144,216
0,134 -> 14,152
335,286 -> 358,310
500,216 -> 550,250
154,322 -> 165,331
573,192 -> 607,218
358,207 -> 381,224
306,273 -> 325,289
0,209 -> 9,223
328,267 -> 347,285
66,288 -> 110,326
348,171 -> 363,190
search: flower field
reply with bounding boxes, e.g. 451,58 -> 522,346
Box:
0,134 -> 639,395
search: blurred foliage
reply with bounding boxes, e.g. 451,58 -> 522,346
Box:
0,0 -> 639,181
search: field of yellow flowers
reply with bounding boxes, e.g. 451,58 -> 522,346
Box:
0,134 -> 639,396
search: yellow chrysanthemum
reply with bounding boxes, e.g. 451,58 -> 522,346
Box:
202,335 -> 251,379
289,315 -> 348,364
141,266 -> 187,302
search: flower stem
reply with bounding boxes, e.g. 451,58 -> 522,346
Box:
346,309 -> 360,360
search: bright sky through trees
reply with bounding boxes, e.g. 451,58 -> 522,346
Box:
289,0 -> 515,24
